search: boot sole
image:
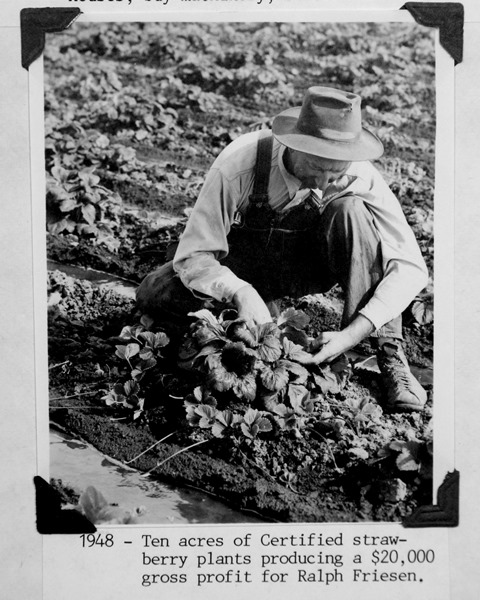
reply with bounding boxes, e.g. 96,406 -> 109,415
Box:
384,401 -> 425,413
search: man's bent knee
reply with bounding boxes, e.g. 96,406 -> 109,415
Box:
323,195 -> 367,219
320,195 -> 377,239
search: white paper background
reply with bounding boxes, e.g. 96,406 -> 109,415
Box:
0,0 -> 479,598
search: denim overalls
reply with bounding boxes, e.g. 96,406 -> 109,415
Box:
137,131 -> 402,339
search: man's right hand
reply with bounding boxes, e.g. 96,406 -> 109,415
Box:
232,285 -> 272,326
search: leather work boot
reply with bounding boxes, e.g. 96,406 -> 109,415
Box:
376,338 -> 427,412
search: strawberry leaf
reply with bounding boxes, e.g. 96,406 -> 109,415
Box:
196,344 -> 223,360
282,326 -> 310,348
394,441 -> 422,471
260,364 -> 289,392
259,391 -> 280,411
124,343 -> 140,360
193,386 -> 203,403
282,338 -> 313,365
139,348 -> 154,360
59,198 -> 79,212
211,422 -> 227,438
272,403 -> 298,429
205,353 -> 222,370
232,373 -> 257,402
277,359 -> 309,384
212,410 -> 242,438
411,300 -> 434,326
192,324 -> 225,347
240,409 -> 272,438
78,169 -> 100,188
228,322 -> 258,348
153,332 -> 170,348
124,380 -> 140,396
137,331 -> 156,347
256,417 -> 273,433
195,405 -> 218,428
257,334 -> 282,362
287,383 -> 309,406
243,408 -> 261,426
240,422 -> 255,439
51,165 -> 72,183
208,367 -> 236,393
257,322 -> 279,338
312,365 -> 345,394
188,309 -> 221,328
81,203 -> 97,225
289,385 -> 315,414
78,486 -> 108,523
277,308 -> 310,330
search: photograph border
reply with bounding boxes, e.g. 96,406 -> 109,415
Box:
34,7 -> 452,526
2,0 -> 478,598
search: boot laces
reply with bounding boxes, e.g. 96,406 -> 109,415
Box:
382,358 -> 413,390
378,346 -> 414,392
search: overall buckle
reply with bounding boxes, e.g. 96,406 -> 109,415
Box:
232,211 -> 244,228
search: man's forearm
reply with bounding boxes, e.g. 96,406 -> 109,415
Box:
342,314 -> 376,347
309,314 -> 375,364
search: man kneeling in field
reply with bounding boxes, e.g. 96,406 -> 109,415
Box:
137,86 -> 428,413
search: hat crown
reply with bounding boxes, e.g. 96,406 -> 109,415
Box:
271,85 -> 383,161
297,87 -> 362,142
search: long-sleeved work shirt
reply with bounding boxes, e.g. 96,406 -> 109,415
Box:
173,130 -> 428,331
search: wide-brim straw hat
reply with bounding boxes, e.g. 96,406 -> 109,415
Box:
272,86 -> 384,161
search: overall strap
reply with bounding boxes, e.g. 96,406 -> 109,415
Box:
249,130 -> 273,206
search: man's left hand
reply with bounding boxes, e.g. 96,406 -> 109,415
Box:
308,315 -> 375,364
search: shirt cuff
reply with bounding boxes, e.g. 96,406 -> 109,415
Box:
209,272 -> 251,303
359,297 -> 398,332
175,257 -> 251,304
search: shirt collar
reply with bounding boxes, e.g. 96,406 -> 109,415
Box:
277,143 -> 304,198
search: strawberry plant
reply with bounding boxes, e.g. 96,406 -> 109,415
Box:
102,380 -> 145,421
178,307 -> 353,452
46,164 -> 122,250
185,307 -> 349,408
102,323 -> 171,421
377,420 -> 433,480
114,325 -> 169,379
240,408 -> 274,439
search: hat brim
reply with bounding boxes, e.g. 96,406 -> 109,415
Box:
272,106 -> 384,161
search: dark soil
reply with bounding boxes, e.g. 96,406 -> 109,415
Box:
51,398 -> 430,523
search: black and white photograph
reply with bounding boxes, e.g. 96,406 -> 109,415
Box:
1,0 -> 479,598
45,19 -> 436,525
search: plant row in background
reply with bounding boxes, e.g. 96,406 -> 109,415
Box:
44,21 -> 435,285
